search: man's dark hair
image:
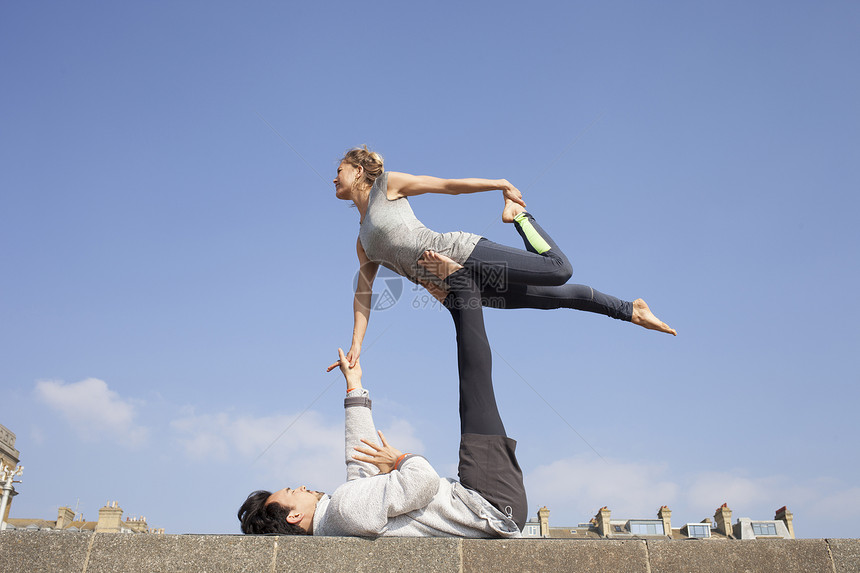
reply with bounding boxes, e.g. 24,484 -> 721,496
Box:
237,490 -> 311,535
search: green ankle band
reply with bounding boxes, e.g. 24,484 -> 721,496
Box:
514,213 -> 551,254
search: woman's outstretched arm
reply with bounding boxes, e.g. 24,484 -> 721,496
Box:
386,172 -> 526,207
348,237 -> 378,367
327,238 -> 378,372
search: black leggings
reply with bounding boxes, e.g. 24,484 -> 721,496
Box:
453,212 -> 633,321
445,276 -> 528,530
446,279 -> 505,436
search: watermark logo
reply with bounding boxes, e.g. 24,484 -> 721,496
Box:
353,265 -> 405,311
352,261 -> 513,312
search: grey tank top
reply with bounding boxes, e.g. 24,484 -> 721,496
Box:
359,172 -> 482,288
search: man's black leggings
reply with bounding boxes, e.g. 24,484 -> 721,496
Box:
444,275 -> 528,530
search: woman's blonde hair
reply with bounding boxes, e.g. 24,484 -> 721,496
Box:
340,145 -> 384,190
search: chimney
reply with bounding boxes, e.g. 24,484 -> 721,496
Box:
56,507 -> 75,530
775,506 -> 795,539
96,501 -> 123,533
595,506 -> 612,538
538,506 -> 550,538
713,503 -> 733,538
658,505 -> 672,537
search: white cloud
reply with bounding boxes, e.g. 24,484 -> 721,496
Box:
378,418 -> 425,455
526,455 -> 860,537
806,485 -> 860,521
170,408 -> 423,495
34,378 -> 148,447
682,470 -> 789,515
527,455 -> 679,520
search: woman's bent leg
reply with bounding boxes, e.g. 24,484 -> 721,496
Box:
466,238 -> 572,288
464,212 -> 573,288
512,212 -> 565,256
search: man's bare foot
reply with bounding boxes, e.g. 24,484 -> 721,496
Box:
418,279 -> 447,303
502,199 -> 526,223
631,299 -> 677,336
418,250 -> 463,280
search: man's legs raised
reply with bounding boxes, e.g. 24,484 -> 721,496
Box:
441,268 -> 528,530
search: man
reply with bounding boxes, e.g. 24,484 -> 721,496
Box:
238,273 -> 527,537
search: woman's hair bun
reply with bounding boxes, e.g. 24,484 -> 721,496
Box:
341,145 -> 384,186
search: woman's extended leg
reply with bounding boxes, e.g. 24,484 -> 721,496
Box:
421,250 -> 677,335
481,282 -> 677,334
480,282 -> 633,320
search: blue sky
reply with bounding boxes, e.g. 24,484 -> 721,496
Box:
2,1 -> 859,537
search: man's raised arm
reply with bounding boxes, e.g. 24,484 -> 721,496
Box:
327,349 -> 440,535
334,348 -> 380,481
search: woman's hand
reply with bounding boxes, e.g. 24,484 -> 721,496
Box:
346,343 -> 361,368
353,431 -> 403,474
326,342 -> 361,372
501,180 -> 526,207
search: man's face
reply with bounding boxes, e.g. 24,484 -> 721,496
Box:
266,486 -> 324,526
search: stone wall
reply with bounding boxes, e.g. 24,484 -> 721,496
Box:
2,532 -> 858,573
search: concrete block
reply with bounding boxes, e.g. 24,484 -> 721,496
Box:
274,536 -> 462,573
828,538 -> 860,573
85,534 -> 274,573
462,539 -> 649,573
647,539 -> 833,573
3,530 -> 857,573
0,531 -> 90,573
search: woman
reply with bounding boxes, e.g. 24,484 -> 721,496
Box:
327,146 -> 675,371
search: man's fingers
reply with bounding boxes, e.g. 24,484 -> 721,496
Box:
328,348 -> 347,372
377,430 -> 388,446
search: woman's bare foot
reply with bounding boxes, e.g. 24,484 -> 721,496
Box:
631,298 -> 677,335
502,199 -> 526,223
418,250 -> 463,280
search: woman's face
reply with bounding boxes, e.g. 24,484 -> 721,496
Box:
333,161 -> 360,200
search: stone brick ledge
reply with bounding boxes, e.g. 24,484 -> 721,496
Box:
1,531 -> 858,573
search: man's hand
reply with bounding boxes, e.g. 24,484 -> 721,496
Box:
328,348 -> 362,389
353,431 -> 403,474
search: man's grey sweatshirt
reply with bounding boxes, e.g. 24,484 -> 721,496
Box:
312,388 -> 522,538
